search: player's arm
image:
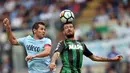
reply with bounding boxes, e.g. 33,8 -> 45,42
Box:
49,51 -> 60,71
50,51 -> 60,64
49,41 -> 64,71
26,45 -> 52,61
88,55 -> 122,62
34,44 -> 51,57
3,18 -> 18,45
25,39 -> 52,61
83,43 -> 122,62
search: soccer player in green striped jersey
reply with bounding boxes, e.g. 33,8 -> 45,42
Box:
49,22 -> 122,73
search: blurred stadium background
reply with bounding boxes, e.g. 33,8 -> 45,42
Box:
0,0 -> 130,73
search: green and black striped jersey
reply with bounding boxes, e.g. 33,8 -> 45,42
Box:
55,40 -> 93,72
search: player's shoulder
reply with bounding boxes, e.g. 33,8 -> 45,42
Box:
42,37 -> 51,42
57,40 -> 66,46
56,40 -> 64,47
19,35 -> 31,39
58,40 -> 64,43
25,35 -> 33,39
75,40 -> 83,43
75,40 -> 85,46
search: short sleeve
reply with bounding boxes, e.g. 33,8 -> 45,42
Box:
45,39 -> 51,45
44,38 -> 52,47
17,37 -> 26,45
83,43 -> 93,57
55,41 -> 65,53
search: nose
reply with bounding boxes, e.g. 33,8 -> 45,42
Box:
43,29 -> 45,32
42,30 -> 45,34
68,27 -> 72,31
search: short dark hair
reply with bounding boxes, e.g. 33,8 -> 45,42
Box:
32,22 -> 46,34
61,22 -> 74,31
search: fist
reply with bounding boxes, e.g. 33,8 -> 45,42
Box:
114,55 -> 123,61
49,63 -> 56,71
3,18 -> 10,27
25,55 -> 36,61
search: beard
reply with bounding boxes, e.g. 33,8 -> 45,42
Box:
65,34 -> 74,38
38,35 -> 44,39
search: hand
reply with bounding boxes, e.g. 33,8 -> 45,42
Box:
25,55 -> 36,61
49,63 -> 56,71
112,55 -> 123,61
3,18 -> 10,29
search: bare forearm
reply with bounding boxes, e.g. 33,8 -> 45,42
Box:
35,51 -> 50,57
3,18 -> 17,44
6,27 -> 17,44
89,55 -> 117,62
51,52 -> 60,64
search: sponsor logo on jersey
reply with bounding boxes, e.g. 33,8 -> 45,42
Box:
26,45 -> 40,52
68,44 -> 83,50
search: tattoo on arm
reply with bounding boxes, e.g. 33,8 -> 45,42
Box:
89,55 -> 113,62
51,52 -> 60,64
95,56 -> 112,61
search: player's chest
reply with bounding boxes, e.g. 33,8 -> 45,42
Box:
66,43 -> 83,50
25,40 -> 44,52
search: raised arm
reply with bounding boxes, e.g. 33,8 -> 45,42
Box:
3,18 -> 18,45
88,55 -> 122,62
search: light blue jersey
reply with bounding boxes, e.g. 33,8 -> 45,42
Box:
17,35 -> 52,73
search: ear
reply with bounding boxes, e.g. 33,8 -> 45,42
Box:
63,30 -> 65,34
33,29 -> 36,34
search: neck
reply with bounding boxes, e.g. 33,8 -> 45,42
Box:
33,35 -> 39,40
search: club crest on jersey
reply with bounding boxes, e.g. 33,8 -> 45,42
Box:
68,44 -> 83,50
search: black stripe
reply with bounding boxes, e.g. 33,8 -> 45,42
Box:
76,49 -> 80,68
60,66 -> 63,73
68,49 -> 74,73
77,68 -> 81,73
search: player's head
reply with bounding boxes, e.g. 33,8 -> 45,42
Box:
62,22 -> 75,39
32,22 -> 46,39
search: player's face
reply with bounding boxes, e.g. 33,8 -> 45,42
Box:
35,24 -> 46,39
63,23 -> 75,38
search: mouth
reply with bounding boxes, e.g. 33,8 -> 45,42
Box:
41,33 -> 45,36
42,33 -> 45,36
67,32 -> 73,35
42,32 -> 45,35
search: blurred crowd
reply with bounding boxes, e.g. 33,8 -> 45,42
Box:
82,0 -> 130,41
0,0 -> 87,31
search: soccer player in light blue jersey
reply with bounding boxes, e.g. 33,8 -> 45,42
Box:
3,18 -> 53,73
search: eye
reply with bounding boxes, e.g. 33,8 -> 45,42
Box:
40,28 -> 46,31
44,28 -> 46,31
70,26 -> 73,28
64,26 -> 68,29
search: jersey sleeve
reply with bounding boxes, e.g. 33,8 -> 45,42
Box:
44,38 -> 52,47
83,43 -> 93,57
55,41 -> 65,53
17,37 -> 26,45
